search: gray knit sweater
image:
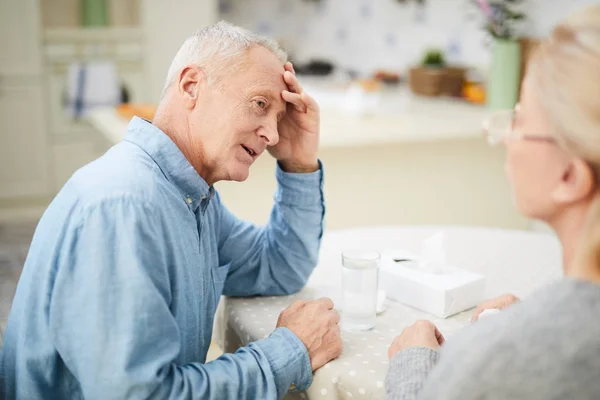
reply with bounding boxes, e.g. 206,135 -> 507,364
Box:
385,278 -> 600,400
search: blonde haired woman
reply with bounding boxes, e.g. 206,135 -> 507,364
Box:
386,5 -> 600,400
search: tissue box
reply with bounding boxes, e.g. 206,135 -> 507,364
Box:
380,251 -> 486,318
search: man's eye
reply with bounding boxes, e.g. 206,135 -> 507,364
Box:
255,99 -> 267,109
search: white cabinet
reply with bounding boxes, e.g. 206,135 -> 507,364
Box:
0,83 -> 51,198
0,0 -> 42,76
0,0 -> 51,200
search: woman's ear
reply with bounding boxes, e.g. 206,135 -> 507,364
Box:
552,158 -> 596,205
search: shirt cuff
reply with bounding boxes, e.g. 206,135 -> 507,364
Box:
254,327 -> 313,397
275,159 -> 324,207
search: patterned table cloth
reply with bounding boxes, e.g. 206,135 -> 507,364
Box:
214,226 -> 562,399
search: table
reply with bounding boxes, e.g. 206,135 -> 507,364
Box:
214,226 -> 562,399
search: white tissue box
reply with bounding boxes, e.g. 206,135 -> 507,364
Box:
380,250 -> 486,318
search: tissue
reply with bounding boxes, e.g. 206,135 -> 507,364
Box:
379,232 -> 486,318
419,232 -> 448,274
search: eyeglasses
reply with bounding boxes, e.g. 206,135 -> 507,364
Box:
483,105 -> 556,146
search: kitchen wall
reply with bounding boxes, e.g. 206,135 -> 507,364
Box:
219,0 -> 599,77
142,0 -> 218,102
525,0 -> 600,37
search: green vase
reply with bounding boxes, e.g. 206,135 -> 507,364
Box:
487,39 -> 521,111
82,0 -> 108,27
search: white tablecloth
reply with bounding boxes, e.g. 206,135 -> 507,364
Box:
214,226 -> 562,399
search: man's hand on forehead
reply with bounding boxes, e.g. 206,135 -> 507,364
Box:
269,61 -> 321,173
281,62 -> 308,113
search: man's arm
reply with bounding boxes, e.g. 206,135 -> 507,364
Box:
217,161 -> 325,297
49,197 -> 312,399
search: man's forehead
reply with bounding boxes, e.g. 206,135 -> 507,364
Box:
245,46 -> 287,85
252,65 -> 287,91
243,68 -> 287,104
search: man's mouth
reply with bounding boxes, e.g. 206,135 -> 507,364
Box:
242,145 -> 256,157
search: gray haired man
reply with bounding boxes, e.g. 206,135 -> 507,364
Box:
0,22 -> 342,399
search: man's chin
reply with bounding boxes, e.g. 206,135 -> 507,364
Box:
227,166 -> 251,182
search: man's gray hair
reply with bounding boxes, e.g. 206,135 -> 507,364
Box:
162,21 -> 288,96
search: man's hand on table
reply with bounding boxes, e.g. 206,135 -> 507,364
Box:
388,320 -> 445,360
270,62 -> 320,174
276,297 -> 342,371
471,293 -> 520,322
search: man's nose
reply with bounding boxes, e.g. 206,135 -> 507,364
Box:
259,121 -> 279,146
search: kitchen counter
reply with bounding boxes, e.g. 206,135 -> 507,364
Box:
87,85 -> 489,148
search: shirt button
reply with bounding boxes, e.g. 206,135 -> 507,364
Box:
201,195 -> 207,200
186,196 -> 192,204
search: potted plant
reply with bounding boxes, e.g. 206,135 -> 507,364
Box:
473,0 -> 526,110
422,49 -> 446,68
409,49 -> 446,97
409,49 -> 466,97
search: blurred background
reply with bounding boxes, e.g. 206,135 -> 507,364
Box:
1,0 -> 598,230
2,0 -> 598,232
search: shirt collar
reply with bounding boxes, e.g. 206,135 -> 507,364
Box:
123,116 -> 212,211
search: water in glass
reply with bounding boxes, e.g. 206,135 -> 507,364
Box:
341,250 -> 380,331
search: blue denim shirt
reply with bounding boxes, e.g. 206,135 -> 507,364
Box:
0,117 -> 325,399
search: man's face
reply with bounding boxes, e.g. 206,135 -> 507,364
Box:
189,46 -> 288,183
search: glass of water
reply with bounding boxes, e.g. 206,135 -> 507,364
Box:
341,249 -> 381,331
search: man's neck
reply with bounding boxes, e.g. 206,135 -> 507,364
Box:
153,106 -> 214,186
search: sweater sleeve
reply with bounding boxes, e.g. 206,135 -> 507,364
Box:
385,348 -> 441,400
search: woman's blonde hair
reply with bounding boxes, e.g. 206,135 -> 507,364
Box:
528,4 -> 600,269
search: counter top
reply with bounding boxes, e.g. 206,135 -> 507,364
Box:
88,85 -> 490,148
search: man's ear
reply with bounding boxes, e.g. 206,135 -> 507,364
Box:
552,158 -> 596,206
177,65 -> 207,109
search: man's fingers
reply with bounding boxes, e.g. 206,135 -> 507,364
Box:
289,300 -> 308,311
282,90 -> 306,113
300,92 -> 319,113
284,70 -> 303,94
284,61 -> 295,75
329,309 -> 341,325
314,297 -> 335,310
281,69 -> 319,114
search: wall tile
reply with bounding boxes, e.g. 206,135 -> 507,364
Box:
219,0 -> 599,77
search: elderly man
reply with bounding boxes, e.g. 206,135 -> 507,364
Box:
0,22 -> 341,399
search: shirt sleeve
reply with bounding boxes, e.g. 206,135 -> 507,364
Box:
385,348 -> 441,400
217,160 -> 325,297
48,196 -> 312,399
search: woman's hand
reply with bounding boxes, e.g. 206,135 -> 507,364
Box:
471,293 -> 520,322
388,320 -> 445,360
